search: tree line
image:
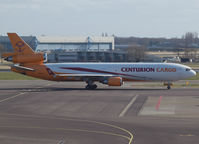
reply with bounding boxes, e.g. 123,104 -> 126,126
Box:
115,32 -> 199,62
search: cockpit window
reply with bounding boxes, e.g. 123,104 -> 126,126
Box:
186,68 -> 191,71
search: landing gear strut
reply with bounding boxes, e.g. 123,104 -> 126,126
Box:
85,81 -> 97,90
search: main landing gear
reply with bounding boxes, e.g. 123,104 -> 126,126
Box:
85,81 -> 97,90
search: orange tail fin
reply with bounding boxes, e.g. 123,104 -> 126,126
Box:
7,33 -> 35,55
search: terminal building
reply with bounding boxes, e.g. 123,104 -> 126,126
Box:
36,36 -> 114,52
35,35 -> 127,62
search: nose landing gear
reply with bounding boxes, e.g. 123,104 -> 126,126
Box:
164,82 -> 173,90
167,85 -> 171,90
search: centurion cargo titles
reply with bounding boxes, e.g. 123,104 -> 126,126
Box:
121,67 -> 177,72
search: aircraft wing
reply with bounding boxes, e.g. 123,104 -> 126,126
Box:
45,67 -> 116,77
56,74 -> 115,77
12,64 -> 35,71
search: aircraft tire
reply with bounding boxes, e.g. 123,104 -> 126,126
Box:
85,84 -> 97,90
85,85 -> 90,89
167,85 -> 171,90
92,84 -> 97,90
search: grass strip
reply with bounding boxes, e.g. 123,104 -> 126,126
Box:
0,72 -> 38,80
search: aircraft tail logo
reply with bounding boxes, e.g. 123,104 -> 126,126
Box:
7,33 -> 34,55
15,41 -> 25,53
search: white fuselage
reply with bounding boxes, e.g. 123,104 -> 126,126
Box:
45,63 -> 196,82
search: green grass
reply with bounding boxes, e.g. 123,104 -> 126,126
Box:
0,72 -> 38,80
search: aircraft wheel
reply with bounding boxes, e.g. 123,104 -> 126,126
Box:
85,84 -> 97,90
85,85 -> 90,89
91,84 -> 97,90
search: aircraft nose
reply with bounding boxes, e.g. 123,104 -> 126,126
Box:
190,70 -> 197,77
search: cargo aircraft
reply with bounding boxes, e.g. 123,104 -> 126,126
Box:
2,33 -> 196,89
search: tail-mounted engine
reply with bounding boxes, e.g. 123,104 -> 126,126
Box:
2,52 -> 47,64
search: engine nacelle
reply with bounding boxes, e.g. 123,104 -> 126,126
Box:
107,77 -> 123,86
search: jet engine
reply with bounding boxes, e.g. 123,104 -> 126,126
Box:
3,53 -> 47,64
101,77 -> 123,86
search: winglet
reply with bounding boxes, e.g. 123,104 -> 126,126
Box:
7,33 -> 34,55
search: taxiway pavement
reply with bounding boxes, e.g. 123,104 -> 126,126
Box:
0,80 -> 199,144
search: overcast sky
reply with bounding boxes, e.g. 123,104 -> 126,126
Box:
0,0 -> 199,38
